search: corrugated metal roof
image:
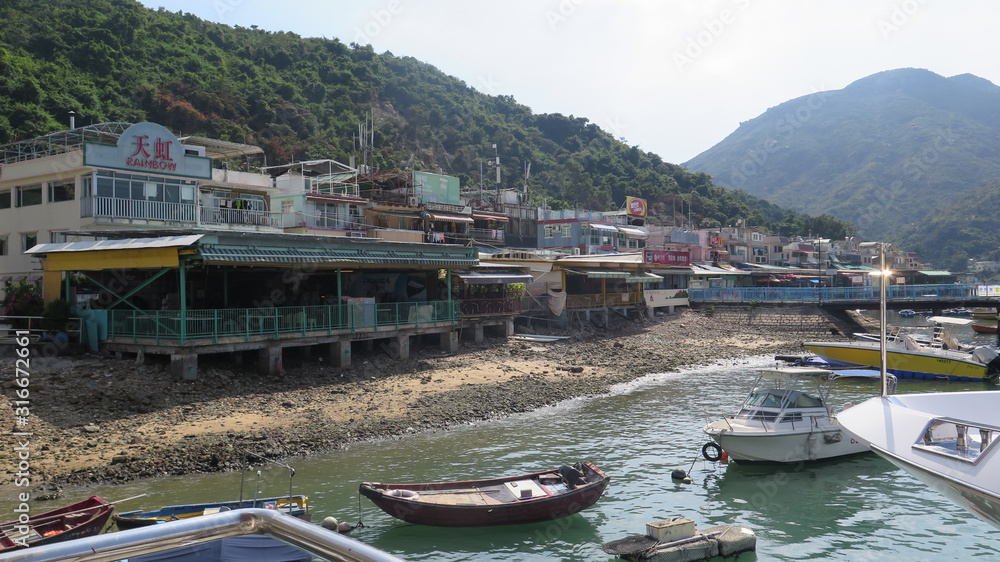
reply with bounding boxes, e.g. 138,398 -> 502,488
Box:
25,235 -> 204,255
196,244 -> 477,267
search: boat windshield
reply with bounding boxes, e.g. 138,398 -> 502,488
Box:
744,389 -> 824,410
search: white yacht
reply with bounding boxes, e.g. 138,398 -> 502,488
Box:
837,243 -> 1000,530
702,366 -> 870,463
837,391 -> 1000,529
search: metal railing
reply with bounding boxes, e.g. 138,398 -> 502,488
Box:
108,301 -> 460,344
288,211 -> 369,231
459,297 -> 522,317
470,227 -> 505,244
200,205 -> 282,228
688,283 -> 982,304
565,292 -> 643,309
0,315 -> 82,344
82,196 -> 197,223
0,508 -> 404,562
81,197 -> 282,228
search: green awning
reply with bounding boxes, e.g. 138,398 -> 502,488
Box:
454,272 -> 534,284
578,270 -> 630,279
626,272 -> 663,283
196,244 -> 478,267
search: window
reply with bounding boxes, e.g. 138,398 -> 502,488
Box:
0,235 -> 7,256
0,189 -> 10,210
15,184 -> 42,207
50,231 -> 67,243
48,179 -> 75,202
21,232 -> 37,253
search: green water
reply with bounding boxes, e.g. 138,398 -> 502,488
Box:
8,354 -> 1000,560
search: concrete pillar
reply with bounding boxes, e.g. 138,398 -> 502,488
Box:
170,354 -> 198,381
328,340 -> 351,368
396,335 -> 410,360
440,331 -> 459,353
258,346 -> 283,377
473,324 -> 484,343
231,351 -> 244,366
505,319 -> 515,336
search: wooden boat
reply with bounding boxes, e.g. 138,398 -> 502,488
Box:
0,496 -> 114,551
359,461 -> 610,527
972,322 -> 998,334
114,495 -> 310,529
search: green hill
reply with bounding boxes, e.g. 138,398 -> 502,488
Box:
684,68 -> 1000,264
0,0 -> 851,239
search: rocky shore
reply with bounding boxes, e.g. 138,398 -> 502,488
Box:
2,309 -> 836,494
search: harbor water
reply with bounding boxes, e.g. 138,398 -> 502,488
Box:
12,313 -> 1000,560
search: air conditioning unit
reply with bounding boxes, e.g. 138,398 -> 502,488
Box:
407,197 -> 419,206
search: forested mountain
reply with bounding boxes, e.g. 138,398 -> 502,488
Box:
0,0 -> 852,239
684,68 -> 1000,267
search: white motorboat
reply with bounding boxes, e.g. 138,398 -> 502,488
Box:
837,242 -> 1000,530
702,366 -> 870,463
837,392 -> 1000,529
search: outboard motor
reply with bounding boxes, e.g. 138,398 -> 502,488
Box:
973,347 -> 1000,380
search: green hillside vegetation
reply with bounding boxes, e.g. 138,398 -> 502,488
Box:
684,68 -> 1000,265
900,178 -> 1000,273
0,0 -> 852,240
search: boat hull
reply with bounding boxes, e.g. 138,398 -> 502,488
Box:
359,462 -> 609,527
704,422 -> 868,463
803,341 -> 992,381
838,393 -> 1000,530
115,495 -> 310,529
0,496 -> 115,551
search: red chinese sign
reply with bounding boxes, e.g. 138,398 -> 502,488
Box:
644,250 -> 690,266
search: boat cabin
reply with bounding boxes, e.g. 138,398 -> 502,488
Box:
732,367 -> 834,425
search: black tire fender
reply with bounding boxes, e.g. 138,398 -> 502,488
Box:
702,442 -> 722,462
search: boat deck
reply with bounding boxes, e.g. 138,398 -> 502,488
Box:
407,477 -> 571,506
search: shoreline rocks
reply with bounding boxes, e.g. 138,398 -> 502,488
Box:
3,309 -> 821,491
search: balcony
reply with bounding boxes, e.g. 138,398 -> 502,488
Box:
470,227 -> 506,246
287,211 -> 369,232
82,196 -> 282,231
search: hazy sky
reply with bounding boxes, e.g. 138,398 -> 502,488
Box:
137,0 -> 999,165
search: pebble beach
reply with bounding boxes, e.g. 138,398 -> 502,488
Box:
2,309 -> 832,497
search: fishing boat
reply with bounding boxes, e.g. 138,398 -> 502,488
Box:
971,307 -> 997,320
114,494 -> 310,529
803,317 -> 1000,381
0,496 -> 114,551
971,322 -> 998,334
701,366 -> 870,463
838,244 -> 1000,530
358,461 -> 610,527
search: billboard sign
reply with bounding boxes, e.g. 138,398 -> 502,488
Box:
413,171 -> 460,205
644,250 -> 691,266
626,196 -> 647,217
